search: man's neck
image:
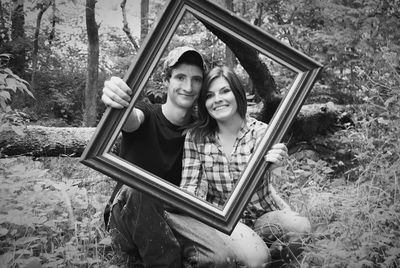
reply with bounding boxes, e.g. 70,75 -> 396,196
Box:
161,102 -> 192,126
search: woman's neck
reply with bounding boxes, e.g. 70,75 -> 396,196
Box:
216,114 -> 244,158
217,114 -> 244,136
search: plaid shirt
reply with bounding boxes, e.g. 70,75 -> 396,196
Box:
181,116 -> 279,219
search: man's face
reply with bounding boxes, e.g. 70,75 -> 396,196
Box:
166,63 -> 203,109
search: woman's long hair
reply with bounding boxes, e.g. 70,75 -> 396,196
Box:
190,65 -> 247,143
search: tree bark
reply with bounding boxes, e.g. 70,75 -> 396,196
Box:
11,0 -> 25,76
0,126 -> 95,157
0,0 -> 9,46
48,0 -> 56,44
224,0 -> 235,69
83,0 -> 99,127
31,2 -> 50,92
140,0 -> 149,43
0,103 -> 352,157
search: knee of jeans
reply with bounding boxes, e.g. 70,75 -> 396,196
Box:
108,226 -> 134,253
296,217 -> 312,233
239,250 -> 271,268
183,244 -> 237,268
284,213 -> 311,234
256,210 -> 312,235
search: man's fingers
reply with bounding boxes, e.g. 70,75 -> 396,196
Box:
102,77 -> 132,108
110,76 -> 132,95
104,81 -> 130,102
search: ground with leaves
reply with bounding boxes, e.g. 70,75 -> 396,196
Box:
1,104 -> 399,268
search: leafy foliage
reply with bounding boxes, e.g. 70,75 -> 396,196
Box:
0,53 -> 34,136
271,66 -> 400,266
0,157 -> 118,268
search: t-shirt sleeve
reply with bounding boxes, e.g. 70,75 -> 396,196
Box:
134,101 -> 153,124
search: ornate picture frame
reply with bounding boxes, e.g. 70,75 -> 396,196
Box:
80,0 -> 322,234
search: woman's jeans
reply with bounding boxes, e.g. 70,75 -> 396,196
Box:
107,186 -> 271,268
253,210 -> 311,244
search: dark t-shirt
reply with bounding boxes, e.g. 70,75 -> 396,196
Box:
119,102 -> 186,186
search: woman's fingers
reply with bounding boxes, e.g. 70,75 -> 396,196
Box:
264,143 -> 288,167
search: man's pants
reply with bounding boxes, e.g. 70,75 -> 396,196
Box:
107,186 -> 271,268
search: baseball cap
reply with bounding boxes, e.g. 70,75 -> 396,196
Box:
163,46 -> 206,71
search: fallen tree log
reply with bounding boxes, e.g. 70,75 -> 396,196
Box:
0,126 -> 95,157
0,102 -> 353,157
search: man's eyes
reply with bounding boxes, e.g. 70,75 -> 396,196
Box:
193,77 -> 202,83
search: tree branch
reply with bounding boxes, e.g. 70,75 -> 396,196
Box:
120,0 -> 139,51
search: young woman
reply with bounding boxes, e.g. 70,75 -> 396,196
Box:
181,65 -> 311,265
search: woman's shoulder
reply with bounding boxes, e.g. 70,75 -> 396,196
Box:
185,128 -> 214,145
247,116 -> 268,128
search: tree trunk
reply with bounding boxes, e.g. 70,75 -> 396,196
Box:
31,2 -> 50,92
140,0 -> 149,43
83,0 -> 99,127
11,0 -> 25,76
224,0 -> 235,69
0,0 -> 9,46
0,103 -> 353,157
0,126 -> 95,157
48,0 -> 56,44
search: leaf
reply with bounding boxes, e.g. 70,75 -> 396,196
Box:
2,68 -> 13,75
19,258 -> 42,268
322,167 -> 335,174
5,78 -> 19,92
0,227 -> 8,237
387,247 -> 400,256
0,73 -> 7,83
98,236 -> 112,245
14,236 -> 41,246
0,252 -> 13,267
384,95 -> 398,107
0,97 -> 8,111
11,125 -> 26,137
0,90 -> 11,101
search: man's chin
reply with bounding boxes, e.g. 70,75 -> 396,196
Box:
176,101 -> 195,109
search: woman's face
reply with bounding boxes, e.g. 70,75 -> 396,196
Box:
205,76 -> 238,122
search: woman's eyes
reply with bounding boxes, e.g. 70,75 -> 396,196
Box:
206,88 -> 231,99
221,88 -> 231,94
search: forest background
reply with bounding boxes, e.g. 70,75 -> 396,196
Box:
0,0 -> 399,267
